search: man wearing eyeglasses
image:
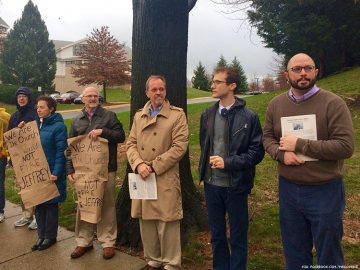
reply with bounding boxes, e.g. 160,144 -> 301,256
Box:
263,53 -> 355,269
127,75 -> 188,270
199,68 -> 264,270
66,86 -> 125,260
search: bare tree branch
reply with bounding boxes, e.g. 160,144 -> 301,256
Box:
210,0 -> 251,22
188,0 -> 197,12
211,0 -> 250,10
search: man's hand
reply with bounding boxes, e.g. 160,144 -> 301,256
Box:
136,163 -> 153,180
88,129 -> 103,141
279,134 -> 298,152
209,155 -> 225,169
50,175 -> 58,181
68,174 -> 75,184
18,121 -> 25,128
283,151 -> 305,166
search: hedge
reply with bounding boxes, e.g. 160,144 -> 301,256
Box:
0,84 -> 40,104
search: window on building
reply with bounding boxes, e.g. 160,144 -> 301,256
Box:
73,44 -> 85,56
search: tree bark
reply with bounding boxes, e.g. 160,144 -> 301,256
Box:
102,82 -> 107,102
116,0 -> 207,249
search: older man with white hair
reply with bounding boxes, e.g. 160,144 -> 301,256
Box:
66,87 -> 125,260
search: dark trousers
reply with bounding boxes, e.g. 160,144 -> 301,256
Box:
279,177 -> 345,269
0,158 -> 6,213
35,203 -> 59,239
204,182 -> 249,270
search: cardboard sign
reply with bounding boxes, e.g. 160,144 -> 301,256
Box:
67,135 -> 109,224
4,121 -> 60,208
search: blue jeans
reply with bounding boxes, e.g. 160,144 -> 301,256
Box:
279,176 -> 345,269
0,158 -> 6,214
204,182 -> 249,270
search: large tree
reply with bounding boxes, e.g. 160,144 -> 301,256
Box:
116,0 -> 208,249
0,0 -> 56,90
230,56 -> 248,92
192,61 -> 210,91
71,26 -> 131,102
215,0 -> 360,76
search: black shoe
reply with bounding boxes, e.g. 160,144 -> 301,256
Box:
38,238 -> 57,251
31,238 -> 44,251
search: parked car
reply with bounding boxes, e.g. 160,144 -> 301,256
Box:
58,92 -> 80,104
244,91 -> 263,95
49,93 -> 62,103
73,94 -> 104,104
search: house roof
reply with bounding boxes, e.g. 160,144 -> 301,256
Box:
52,40 -> 75,51
53,38 -> 132,59
0,17 -> 9,29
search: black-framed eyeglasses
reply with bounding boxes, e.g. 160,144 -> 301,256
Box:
289,65 -> 315,73
211,80 -> 228,85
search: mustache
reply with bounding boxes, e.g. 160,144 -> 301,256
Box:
297,78 -> 310,82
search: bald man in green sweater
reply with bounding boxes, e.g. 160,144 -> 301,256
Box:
263,53 -> 355,269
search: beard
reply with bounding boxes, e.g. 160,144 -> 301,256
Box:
288,77 -> 316,91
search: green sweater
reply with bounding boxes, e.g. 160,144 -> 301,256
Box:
263,89 -> 355,184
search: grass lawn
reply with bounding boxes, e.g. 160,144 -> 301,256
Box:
187,87 -> 211,99
104,87 -> 131,103
3,67 -> 360,268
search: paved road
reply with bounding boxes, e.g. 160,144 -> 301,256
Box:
60,96 -> 248,120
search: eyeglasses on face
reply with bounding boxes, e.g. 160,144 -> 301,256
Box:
211,80 -> 228,85
83,95 -> 99,98
289,65 -> 315,73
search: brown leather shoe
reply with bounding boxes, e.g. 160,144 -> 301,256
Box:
139,264 -> 163,270
102,247 -> 115,260
70,245 -> 93,259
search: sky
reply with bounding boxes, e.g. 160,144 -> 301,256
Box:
0,0 -> 277,81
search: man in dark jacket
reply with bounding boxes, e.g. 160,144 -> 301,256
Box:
9,87 -> 38,229
67,87 -> 125,260
199,68 -> 264,270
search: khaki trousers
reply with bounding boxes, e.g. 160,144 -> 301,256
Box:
139,219 -> 181,270
75,171 -> 117,248
22,206 -> 34,219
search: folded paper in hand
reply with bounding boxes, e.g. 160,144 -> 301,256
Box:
128,173 -> 157,200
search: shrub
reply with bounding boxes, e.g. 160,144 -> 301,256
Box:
0,84 -> 20,104
0,84 -> 40,104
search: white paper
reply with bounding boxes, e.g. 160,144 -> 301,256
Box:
128,173 -> 157,200
281,114 -> 318,161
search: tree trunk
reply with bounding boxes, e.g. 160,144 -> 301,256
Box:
102,82 -> 107,103
318,50 -> 326,78
116,0 -> 208,249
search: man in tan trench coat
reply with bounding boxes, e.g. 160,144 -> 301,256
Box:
126,75 -> 188,270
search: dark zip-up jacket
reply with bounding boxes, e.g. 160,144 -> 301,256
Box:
8,87 -> 37,130
199,97 -> 264,192
66,105 -> 125,174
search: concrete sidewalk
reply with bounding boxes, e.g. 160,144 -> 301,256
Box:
0,201 -> 145,270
